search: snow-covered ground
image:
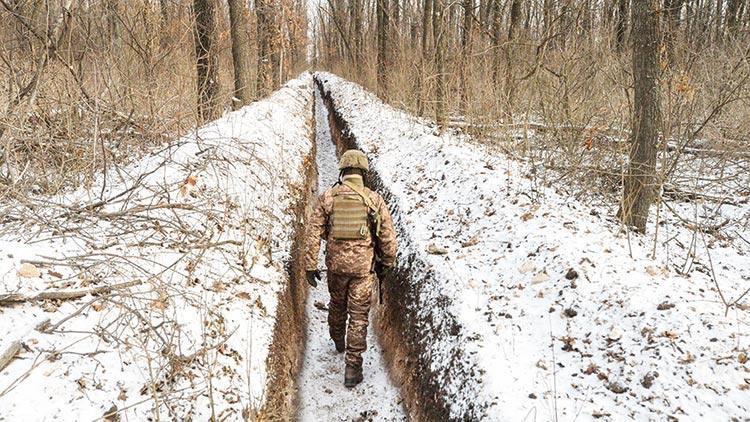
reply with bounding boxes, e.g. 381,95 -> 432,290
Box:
316,72 -> 750,420
296,89 -> 405,421
0,74 -> 314,420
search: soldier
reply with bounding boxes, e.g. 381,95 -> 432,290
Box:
304,149 -> 397,388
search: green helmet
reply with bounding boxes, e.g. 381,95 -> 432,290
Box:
339,149 -> 369,171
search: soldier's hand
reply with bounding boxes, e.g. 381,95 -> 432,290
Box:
305,270 -> 321,288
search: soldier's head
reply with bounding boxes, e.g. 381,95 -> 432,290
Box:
339,150 -> 369,178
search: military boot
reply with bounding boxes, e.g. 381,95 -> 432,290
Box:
344,365 -> 363,388
333,338 -> 345,353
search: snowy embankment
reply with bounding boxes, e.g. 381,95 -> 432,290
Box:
315,72 -> 750,421
0,74 -> 315,420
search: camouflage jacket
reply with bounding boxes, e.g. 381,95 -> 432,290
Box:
305,175 -> 397,276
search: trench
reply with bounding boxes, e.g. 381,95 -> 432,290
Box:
295,88 -> 407,421
314,75 -> 457,421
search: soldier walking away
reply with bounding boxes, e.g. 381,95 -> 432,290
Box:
304,149 -> 397,388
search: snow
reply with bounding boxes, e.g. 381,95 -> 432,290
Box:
296,88 -> 405,421
315,71 -> 750,420
0,74 -> 315,420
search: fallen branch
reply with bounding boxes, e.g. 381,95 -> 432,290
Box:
0,280 -> 142,305
0,341 -> 22,371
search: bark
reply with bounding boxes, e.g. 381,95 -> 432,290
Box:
256,0 -> 279,97
193,0 -> 220,122
228,0 -> 252,108
620,0 -> 661,232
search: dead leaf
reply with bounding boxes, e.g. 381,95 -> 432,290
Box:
531,272 -> 549,284
679,352 -> 695,364
461,235 -> 480,248
118,389 -> 128,401
519,261 -> 535,274
18,263 -> 41,278
427,244 -> 448,255
520,211 -> 534,221
607,327 -> 622,341
149,300 -> 168,311
237,292 -> 252,300
584,363 -> 599,375
662,330 -> 679,340
657,301 -> 675,311
738,352 -> 747,364
48,270 -> 63,279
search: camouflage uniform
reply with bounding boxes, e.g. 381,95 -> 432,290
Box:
305,174 -> 397,369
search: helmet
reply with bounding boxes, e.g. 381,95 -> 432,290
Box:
338,149 -> 369,171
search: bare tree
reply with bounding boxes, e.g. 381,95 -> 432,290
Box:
416,0 -> 432,116
615,0 -> 629,51
433,0 -> 446,128
377,0 -> 389,97
505,0 -> 522,122
192,0 -> 220,122
256,0 -> 279,97
620,0 -> 662,232
228,0 -> 252,108
460,0 -> 474,114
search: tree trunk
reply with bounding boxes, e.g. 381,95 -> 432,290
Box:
192,0 -> 220,122
491,0 -> 502,91
505,0 -> 522,122
620,0 -> 661,232
615,0 -> 629,51
228,0 -> 252,109
106,0 -> 120,50
714,0 -> 724,41
377,0 -> 389,98
664,0 -> 684,66
256,0 -> 278,97
416,0 -> 432,116
460,0 -> 473,114
433,0 -> 447,128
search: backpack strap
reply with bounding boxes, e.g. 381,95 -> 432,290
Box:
342,180 -> 381,238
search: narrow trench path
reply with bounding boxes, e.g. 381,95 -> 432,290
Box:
296,90 -> 406,421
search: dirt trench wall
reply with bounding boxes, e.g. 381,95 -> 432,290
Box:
315,78 -> 472,421
258,93 -> 317,420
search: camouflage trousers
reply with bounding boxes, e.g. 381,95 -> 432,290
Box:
327,272 -> 374,368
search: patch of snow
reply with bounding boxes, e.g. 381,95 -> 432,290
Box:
0,74 -> 315,420
315,71 -> 750,421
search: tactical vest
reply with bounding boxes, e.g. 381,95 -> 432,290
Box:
330,185 -> 371,240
